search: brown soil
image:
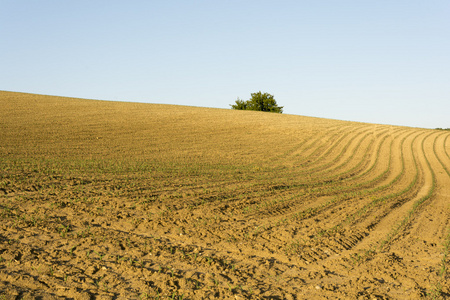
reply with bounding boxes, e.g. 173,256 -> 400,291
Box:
1,91 -> 449,299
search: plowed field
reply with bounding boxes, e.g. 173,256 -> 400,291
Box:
1,91 -> 449,299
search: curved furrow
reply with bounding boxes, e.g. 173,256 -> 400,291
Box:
170,127 -> 367,207
312,129 -> 387,177
383,131 -> 450,296
270,124 -> 345,164
269,130 -> 428,259
254,127 -> 396,195
301,130 -> 379,180
290,125 -> 351,163
293,125 -> 370,171
273,125 -> 389,188
247,125 -> 383,198
184,127 -> 383,218
445,133 -> 450,161
298,128 -> 402,194
284,127 -> 407,196
335,127 -> 406,183
220,130 -> 410,258
151,128 -> 379,211
292,125 -> 358,167
279,129 -> 415,223
335,130 -> 434,253
304,133 -> 394,197
238,129 -> 409,228
337,131 -> 430,228
436,132 -> 450,176
260,124 -> 356,172
305,127 -> 389,182
294,125 -> 374,175
376,131 -> 437,249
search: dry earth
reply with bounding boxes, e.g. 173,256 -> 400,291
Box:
0,91 -> 449,299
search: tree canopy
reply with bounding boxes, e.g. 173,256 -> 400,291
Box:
231,91 -> 283,113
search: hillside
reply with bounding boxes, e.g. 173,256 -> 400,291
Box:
1,91 -> 449,299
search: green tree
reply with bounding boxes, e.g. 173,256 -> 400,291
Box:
230,97 -> 248,110
230,91 -> 283,113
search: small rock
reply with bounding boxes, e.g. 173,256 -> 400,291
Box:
85,266 -> 97,275
77,291 -> 91,300
285,294 -> 295,300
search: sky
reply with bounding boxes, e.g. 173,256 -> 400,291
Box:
1,1 -> 449,128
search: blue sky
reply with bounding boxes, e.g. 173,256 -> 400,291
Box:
1,1 -> 449,128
